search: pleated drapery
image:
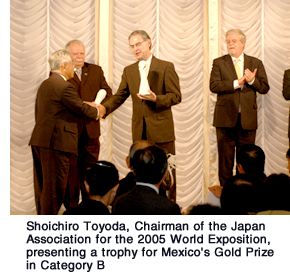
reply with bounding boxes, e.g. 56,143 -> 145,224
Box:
112,0 -> 205,211
10,0 -> 290,213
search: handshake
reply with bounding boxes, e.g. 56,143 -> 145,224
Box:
83,89 -> 107,120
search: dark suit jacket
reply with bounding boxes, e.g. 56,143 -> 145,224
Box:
103,56 -> 181,143
210,54 -> 269,130
115,171 -> 136,199
112,184 -> 181,215
282,69 -> 290,137
29,73 -> 98,154
63,199 -> 110,215
68,62 -> 112,139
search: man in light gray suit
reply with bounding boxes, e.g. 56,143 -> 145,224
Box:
98,30 -> 181,201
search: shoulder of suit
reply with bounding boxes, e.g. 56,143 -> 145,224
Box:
124,61 -> 138,70
244,53 -> 263,63
45,74 -> 74,92
211,54 -> 228,64
153,56 -> 172,64
215,54 -> 230,61
151,56 -> 175,69
49,72 -> 69,84
49,72 -> 61,79
124,56 -> 174,70
84,62 -> 102,71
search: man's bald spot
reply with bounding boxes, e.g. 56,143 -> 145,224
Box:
129,140 -> 155,167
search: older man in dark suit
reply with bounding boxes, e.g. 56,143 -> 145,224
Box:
210,29 -> 269,186
112,146 -> 181,215
98,30 -> 181,201
283,69 -> 290,146
29,49 -> 99,215
64,40 -> 112,209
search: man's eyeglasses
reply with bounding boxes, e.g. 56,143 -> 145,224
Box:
129,41 -> 145,49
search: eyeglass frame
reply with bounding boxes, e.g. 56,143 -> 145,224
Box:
129,40 -> 146,49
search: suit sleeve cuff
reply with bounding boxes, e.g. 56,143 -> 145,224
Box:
234,80 -> 241,89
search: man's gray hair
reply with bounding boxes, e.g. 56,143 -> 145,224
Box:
226,29 -> 246,45
49,49 -> 72,71
128,30 -> 151,50
65,39 -> 85,51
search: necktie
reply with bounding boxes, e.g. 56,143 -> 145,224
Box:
234,59 -> 241,79
75,68 -> 81,81
235,59 -> 242,112
138,61 -> 150,95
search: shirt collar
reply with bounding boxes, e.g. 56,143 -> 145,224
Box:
136,182 -> 159,193
231,53 -> 244,63
140,54 -> 152,70
56,73 -> 67,81
146,54 -> 153,64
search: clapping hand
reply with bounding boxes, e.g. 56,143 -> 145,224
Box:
244,68 -> 257,83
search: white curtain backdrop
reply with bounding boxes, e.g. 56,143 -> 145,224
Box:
220,0 -> 290,175
263,0 -> 290,174
10,0 -> 290,214
10,0 -> 98,213
11,0 -> 49,213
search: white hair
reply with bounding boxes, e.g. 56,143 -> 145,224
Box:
49,49 -> 72,70
65,39 -> 85,51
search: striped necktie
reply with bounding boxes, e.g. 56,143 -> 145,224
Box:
75,68 -> 81,81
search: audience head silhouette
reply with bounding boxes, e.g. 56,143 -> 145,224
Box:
113,140 -> 155,200
261,173 -> 290,212
127,140 -> 155,169
237,144 -> 265,179
63,161 -> 119,215
112,145 -> 180,215
85,161 -> 119,197
132,145 -> 168,185
220,174 -> 263,214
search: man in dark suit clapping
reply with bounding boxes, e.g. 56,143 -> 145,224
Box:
210,29 -> 269,186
